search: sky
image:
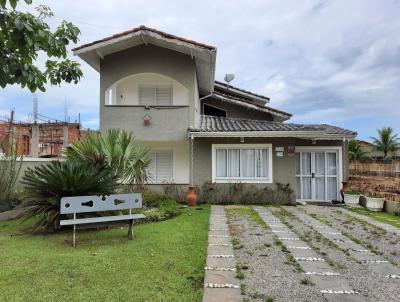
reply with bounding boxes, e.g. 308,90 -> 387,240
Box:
1,0 -> 400,140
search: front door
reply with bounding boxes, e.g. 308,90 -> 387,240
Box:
295,150 -> 339,201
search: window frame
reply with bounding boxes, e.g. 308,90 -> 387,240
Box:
147,149 -> 174,184
138,85 -> 173,106
211,144 -> 273,183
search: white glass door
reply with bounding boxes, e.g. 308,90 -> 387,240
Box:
296,150 -> 339,201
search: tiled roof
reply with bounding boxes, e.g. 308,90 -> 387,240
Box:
211,91 -> 292,119
214,81 -> 270,104
189,116 -> 357,136
72,25 -> 216,52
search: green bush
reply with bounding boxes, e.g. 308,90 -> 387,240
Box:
198,182 -> 294,205
19,161 -> 118,232
65,129 -> 150,186
0,142 -> 22,211
142,190 -> 164,207
141,198 -> 181,222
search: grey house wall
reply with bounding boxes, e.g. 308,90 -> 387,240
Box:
192,137 -> 345,199
193,137 -> 297,189
201,98 -> 274,121
100,44 -> 198,141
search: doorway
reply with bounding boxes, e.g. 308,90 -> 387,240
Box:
295,148 -> 342,202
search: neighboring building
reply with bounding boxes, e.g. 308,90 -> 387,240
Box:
73,26 -> 356,203
358,140 -> 400,160
0,122 -> 85,158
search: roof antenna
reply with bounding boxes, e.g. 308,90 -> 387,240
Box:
224,74 -> 235,91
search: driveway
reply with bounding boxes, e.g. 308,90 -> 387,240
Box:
224,205 -> 400,302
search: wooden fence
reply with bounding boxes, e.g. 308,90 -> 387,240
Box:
349,160 -> 400,178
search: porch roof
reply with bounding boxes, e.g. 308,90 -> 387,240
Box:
188,116 -> 357,139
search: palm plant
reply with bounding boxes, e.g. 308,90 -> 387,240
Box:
348,140 -> 370,161
65,129 -> 150,186
19,161 -> 118,231
370,127 -> 399,159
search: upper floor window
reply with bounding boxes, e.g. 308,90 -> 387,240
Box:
139,85 -> 173,106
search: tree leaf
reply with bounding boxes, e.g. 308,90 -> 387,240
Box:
9,0 -> 17,9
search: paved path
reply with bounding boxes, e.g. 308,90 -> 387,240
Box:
338,207 -> 400,235
202,206 -> 242,302
284,206 -> 400,278
254,206 -> 367,302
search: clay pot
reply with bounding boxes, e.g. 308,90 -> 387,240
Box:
187,185 -> 197,207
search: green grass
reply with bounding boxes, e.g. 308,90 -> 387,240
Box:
347,207 -> 400,229
0,206 -> 210,302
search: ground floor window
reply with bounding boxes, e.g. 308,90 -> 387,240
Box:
212,144 -> 273,183
147,150 -> 173,183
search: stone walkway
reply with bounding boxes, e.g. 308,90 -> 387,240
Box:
202,206 -> 241,302
338,207 -> 400,235
284,206 -> 400,278
254,206 -> 367,302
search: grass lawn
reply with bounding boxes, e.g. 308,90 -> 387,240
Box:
0,206 -> 210,302
347,206 -> 400,228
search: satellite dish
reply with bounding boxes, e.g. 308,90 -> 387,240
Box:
224,74 -> 235,84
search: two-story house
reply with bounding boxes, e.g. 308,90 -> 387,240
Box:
73,26 -> 356,203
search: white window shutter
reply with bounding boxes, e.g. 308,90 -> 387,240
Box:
147,152 -> 157,183
156,86 -> 173,105
147,150 -> 173,183
139,86 -> 156,105
156,150 -> 173,182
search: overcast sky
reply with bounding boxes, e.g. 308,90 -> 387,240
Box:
1,0 -> 400,140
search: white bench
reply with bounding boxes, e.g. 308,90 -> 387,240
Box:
60,193 -> 145,247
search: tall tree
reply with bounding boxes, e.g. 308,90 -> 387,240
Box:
370,127 -> 399,159
0,0 -> 82,92
348,140 -> 370,161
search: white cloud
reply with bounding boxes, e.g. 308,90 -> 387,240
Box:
1,0 -> 400,138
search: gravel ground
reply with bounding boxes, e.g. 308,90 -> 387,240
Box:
226,209 -> 326,302
303,206 -> 400,266
278,206 -> 400,302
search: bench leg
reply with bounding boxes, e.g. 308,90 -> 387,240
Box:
128,219 -> 134,240
73,224 -> 76,247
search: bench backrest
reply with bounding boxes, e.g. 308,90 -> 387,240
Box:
60,193 -> 142,214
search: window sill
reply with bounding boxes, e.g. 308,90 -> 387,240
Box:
212,179 -> 273,184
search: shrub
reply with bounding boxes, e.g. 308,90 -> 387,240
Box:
0,141 -> 22,211
141,198 -> 181,222
19,161 -> 118,232
164,184 -> 187,203
142,190 -> 163,208
65,129 -> 150,187
198,182 -> 294,205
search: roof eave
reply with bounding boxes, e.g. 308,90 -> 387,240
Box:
214,81 -> 271,103
188,130 -> 356,140
211,92 -> 292,121
73,29 -> 217,94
